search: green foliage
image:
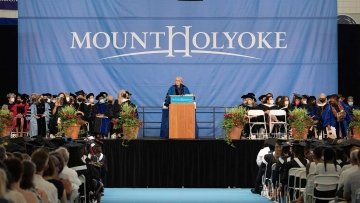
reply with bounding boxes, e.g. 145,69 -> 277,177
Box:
349,109 -> 360,129
58,105 -> 83,132
118,103 -> 142,128
288,108 -> 314,138
0,109 -> 13,134
222,106 -> 247,146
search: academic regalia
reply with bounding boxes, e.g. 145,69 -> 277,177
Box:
27,102 -> 50,137
322,101 -> 351,139
160,84 -> 197,139
93,102 -> 110,136
11,102 -> 29,131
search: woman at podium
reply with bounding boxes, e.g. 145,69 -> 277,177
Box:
160,76 -> 192,139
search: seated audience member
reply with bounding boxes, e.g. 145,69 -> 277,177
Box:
251,139 -> 275,194
337,149 -> 359,198
343,150 -> 360,203
31,148 -> 58,203
43,155 -> 67,203
50,152 -> 73,197
307,146 -> 323,175
20,160 -> 48,203
55,147 -> 82,191
313,147 -> 341,202
0,168 -> 10,203
3,158 -> 36,203
0,146 -> 6,162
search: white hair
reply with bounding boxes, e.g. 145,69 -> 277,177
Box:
55,147 -> 70,165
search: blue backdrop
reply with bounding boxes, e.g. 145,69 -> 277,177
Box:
18,0 -> 338,136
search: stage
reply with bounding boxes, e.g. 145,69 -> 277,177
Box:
2,137 -> 264,188
102,139 -> 264,188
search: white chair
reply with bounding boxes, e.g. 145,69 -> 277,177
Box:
312,174 -> 339,202
305,173 -> 316,203
268,110 -> 287,138
247,110 -> 268,139
286,168 -> 300,202
294,169 -> 307,199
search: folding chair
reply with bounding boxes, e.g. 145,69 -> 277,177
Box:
247,110 -> 268,139
268,110 -> 287,139
312,174 -> 339,202
294,169 -> 307,199
286,168 -> 300,202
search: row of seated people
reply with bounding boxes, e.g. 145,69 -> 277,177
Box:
0,140 -> 107,203
240,92 -> 357,139
253,138 -> 360,203
2,90 -> 137,138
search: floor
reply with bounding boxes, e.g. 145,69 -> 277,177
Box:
101,188 -> 271,203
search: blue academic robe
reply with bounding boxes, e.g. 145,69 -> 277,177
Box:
160,85 -> 198,138
321,102 -> 351,137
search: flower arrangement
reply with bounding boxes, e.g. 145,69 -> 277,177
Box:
114,103 -> 142,142
0,108 -> 13,136
349,109 -> 360,139
222,106 -> 247,145
349,109 -> 360,129
288,108 -> 315,140
58,105 -> 85,137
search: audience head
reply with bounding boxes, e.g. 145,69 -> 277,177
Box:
20,161 -> 36,190
3,158 -> 23,184
323,147 -> 337,172
12,152 -> 24,161
0,168 -> 7,198
265,95 -> 274,105
50,152 -> 65,174
350,149 -> 359,165
43,155 -> 57,178
313,146 -> 323,162
0,146 -> 6,161
55,147 -> 70,165
347,96 -> 354,106
31,148 -> 49,174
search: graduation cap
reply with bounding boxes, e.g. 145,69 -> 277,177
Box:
95,93 -> 106,100
125,90 -> 132,96
42,93 -> 51,97
258,95 -> 266,101
241,94 -> 247,99
264,138 -> 277,146
242,93 -> 256,101
302,95 -> 309,99
293,93 -> 303,99
86,93 -> 94,99
100,92 -> 108,97
327,94 -> 339,100
21,94 -> 29,101
69,93 -> 76,99
52,94 -> 58,98
75,90 -> 86,97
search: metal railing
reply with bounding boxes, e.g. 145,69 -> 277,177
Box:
137,106 -> 228,138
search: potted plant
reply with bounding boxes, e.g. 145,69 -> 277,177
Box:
118,103 -> 142,140
222,106 -> 247,142
288,108 -> 314,140
349,109 -> 360,139
0,108 -> 13,137
58,105 -> 85,139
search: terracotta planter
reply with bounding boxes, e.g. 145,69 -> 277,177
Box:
64,124 -> 81,139
229,126 -> 243,140
291,125 -> 308,140
122,124 -> 139,140
0,125 -> 13,137
351,126 -> 360,140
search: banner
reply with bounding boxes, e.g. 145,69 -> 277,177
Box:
0,0 -> 17,10
19,0 -> 338,136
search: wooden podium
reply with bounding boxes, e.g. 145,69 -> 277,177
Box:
169,95 -> 195,139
